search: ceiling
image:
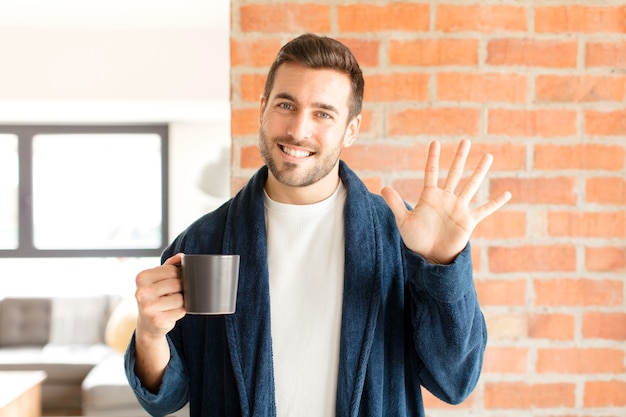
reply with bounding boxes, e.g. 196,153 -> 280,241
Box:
0,0 -> 231,122
0,0 -> 229,29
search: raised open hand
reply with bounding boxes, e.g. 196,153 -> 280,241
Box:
381,139 -> 511,264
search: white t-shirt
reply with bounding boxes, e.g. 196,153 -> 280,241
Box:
264,183 -> 346,417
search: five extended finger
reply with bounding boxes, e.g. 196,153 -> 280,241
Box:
381,187 -> 409,223
423,141 -> 441,188
458,152 -> 493,204
417,139 -> 512,230
444,139 -> 471,193
472,191 -> 512,224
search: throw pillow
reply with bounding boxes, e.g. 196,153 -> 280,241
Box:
105,297 -> 138,353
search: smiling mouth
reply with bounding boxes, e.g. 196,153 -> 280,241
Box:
279,144 -> 314,159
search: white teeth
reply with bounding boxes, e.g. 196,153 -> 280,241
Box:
281,146 -> 312,158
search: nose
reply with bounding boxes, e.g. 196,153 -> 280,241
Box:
287,111 -> 312,141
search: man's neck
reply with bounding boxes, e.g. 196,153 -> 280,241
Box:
264,171 -> 341,205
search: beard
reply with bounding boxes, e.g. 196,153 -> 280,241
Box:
258,127 -> 343,188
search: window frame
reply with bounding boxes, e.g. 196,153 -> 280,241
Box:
0,124 -> 169,258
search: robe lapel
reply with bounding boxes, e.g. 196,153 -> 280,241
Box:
223,167 -> 276,417
336,162 -> 383,417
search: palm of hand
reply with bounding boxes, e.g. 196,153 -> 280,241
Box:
400,186 -> 475,264
381,140 -> 511,264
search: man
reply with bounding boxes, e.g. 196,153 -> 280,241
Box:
125,33 -> 511,417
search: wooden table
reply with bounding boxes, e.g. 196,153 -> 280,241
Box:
0,371 -> 47,417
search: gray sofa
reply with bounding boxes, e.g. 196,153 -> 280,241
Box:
0,296 -> 188,416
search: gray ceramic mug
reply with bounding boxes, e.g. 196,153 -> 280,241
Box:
181,254 -> 240,315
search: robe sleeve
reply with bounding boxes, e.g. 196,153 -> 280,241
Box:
124,333 -> 190,416
405,243 -> 487,404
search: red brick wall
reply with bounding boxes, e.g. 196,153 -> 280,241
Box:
230,1 -> 626,415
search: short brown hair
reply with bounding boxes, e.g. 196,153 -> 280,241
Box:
263,33 -> 364,121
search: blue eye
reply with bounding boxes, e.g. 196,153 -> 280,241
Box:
278,102 -> 293,110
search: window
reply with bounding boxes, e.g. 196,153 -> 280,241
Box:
0,125 -> 168,258
0,134 -> 19,250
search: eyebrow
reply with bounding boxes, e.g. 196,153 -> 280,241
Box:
273,92 -> 341,115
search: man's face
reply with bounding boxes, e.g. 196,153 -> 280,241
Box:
258,62 -> 360,203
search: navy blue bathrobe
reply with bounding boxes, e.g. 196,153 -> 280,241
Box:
125,161 -> 487,417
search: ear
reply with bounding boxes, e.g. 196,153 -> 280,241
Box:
342,114 -> 362,148
258,95 -> 267,126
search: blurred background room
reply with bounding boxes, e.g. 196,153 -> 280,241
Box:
1,0 -> 625,416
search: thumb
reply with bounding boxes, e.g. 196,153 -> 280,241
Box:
164,253 -> 184,266
381,187 -> 408,222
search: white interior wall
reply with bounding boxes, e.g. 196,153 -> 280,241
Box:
0,2 -> 232,296
0,28 -> 224,101
0,3 -> 231,241
169,122 -> 231,238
